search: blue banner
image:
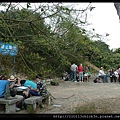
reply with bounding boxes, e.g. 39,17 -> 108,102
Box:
0,43 -> 18,56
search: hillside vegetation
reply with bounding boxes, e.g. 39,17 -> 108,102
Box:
0,3 -> 120,79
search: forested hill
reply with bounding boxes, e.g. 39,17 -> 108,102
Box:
0,3 -> 120,79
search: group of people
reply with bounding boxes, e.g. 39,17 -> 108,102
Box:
62,64 -> 120,84
70,63 -> 91,82
96,66 -> 120,83
0,74 -> 47,111
62,63 -> 91,82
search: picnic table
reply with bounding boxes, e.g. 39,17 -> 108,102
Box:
15,86 -> 28,95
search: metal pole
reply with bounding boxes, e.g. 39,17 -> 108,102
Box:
13,56 -> 16,76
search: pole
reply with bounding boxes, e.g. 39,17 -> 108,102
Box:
13,56 -> 16,76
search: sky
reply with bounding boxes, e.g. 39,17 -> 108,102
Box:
79,2 -> 120,50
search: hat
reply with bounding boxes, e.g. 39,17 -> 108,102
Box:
10,75 -> 15,80
100,67 -> 103,69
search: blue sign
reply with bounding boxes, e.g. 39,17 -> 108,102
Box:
0,43 -> 18,56
0,42 -> 3,46
10,48 -> 18,56
4,43 -> 12,50
1,49 -> 10,55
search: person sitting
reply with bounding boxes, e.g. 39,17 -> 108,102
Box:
98,67 -> 106,83
83,72 -> 88,82
20,79 -> 37,89
8,75 -> 21,97
86,71 -> 91,79
20,78 -> 37,98
0,75 -> 24,111
28,75 -> 47,97
0,75 -> 9,98
62,71 -> 70,81
8,75 -> 20,86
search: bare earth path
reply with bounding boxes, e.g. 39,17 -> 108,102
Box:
38,78 -> 120,114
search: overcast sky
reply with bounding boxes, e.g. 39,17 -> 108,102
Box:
82,2 -> 120,50
55,2 -> 120,50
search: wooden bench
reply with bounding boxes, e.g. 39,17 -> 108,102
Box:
24,93 -> 50,113
0,95 -> 23,113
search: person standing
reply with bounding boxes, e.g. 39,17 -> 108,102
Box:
70,63 -> 78,82
78,63 -> 84,82
104,70 -> 110,83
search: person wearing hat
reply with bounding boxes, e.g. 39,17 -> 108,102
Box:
10,75 -> 15,80
0,75 -> 17,98
9,75 -> 21,93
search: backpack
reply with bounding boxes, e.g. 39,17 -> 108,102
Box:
3,82 -> 18,101
41,83 -> 48,97
9,81 -> 17,97
93,77 -> 100,83
50,81 -> 59,86
37,81 -> 48,96
4,83 -> 17,99
10,87 -> 17,97
93,79 -> 97,83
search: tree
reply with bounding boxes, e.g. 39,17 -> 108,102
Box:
0,2 -> 118,78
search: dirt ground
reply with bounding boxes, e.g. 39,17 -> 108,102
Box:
16,76 -> 120,114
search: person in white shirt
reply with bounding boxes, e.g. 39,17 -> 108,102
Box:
114,69 -> 119,82
70,63 -> 78,82
98,67 -> 106,83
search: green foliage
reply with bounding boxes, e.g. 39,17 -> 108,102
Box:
0,3 -> 120,78
26,104 -> 36,114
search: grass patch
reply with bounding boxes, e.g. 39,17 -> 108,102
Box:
26,105 -> 37,114
71,99 -> 113,114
